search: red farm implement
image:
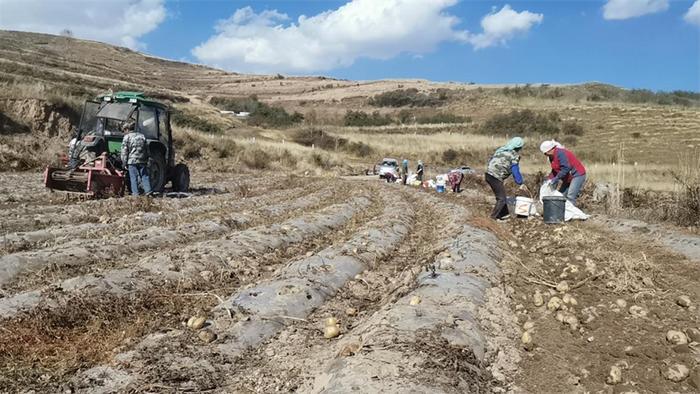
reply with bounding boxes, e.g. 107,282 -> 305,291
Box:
44,153 -> 125,197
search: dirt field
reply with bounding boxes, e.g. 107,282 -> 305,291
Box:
0,171 -> 698,393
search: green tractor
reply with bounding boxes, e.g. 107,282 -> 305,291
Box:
44,92 -> 190,196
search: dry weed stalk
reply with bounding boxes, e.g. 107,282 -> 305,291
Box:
607,142 -> 625,213
668,150 -> 700,227
599,250 -> 658,294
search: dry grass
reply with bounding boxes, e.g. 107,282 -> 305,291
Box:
0,80 -> 91,113
335,130 -> 503,155
173,126 -> 355,175
0,287 -> 215,392
602,251 -> 659,295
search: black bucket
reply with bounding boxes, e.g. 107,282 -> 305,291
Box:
542,196 -> 567,224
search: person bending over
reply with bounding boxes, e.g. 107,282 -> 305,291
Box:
485,137 -> 527,220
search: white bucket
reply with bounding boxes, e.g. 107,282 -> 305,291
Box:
515,196 -> 536,217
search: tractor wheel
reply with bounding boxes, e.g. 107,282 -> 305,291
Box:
148,154 -> 166,192
172,163 -> 190,192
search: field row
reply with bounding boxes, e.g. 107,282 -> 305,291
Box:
0,176 -> 516,393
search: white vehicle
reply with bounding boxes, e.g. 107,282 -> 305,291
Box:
378,158 -> 399,179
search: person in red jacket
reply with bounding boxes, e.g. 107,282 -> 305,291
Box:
540,140 -> 587,205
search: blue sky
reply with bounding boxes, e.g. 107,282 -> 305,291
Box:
1,0 -> 699,91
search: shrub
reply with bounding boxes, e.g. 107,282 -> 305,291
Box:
561,120 -> 584,136
559,135 -> 578,146
501,85 -> 535,98
479,109 -> 585,138
500,85 -> 565,100
181,145 -> 201,160
248,105 -> 303,128
171,131 -> 206,160
416,113 -> 471,124
209,95 -> 303,128
210,96 -> 259,113
213,139 -> 239,159
292,129 -> 373,157
293,128 -> 337,150
583,85 -> 700,106
617,176 -> 700,228
441,148 -> 459,164
346,141 -> 373,157
585,84 -> 622,102
397,109 -> 414,124
368,88 -> 447,107
479,109 -> 560,136
310,152 -> 334,169
626,89 -> 656,104
667,169 -> 700,227
542,87 -> 564,99
171,111 -> 222,134
279,149 -> 297,167
343,110 -> 393,127
241,148 -> 271,169
631,132 -> 642,139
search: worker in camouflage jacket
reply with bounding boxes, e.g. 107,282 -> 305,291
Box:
485,137 -> 527,220
120,121 -> 152,196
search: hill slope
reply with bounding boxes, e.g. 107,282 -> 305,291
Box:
0,30 -> 699,185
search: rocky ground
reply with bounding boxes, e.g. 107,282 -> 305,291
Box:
0,172 -> 698,393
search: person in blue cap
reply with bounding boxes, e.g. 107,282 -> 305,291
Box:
485,137 -> 527,220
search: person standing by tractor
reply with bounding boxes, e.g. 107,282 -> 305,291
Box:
121,121 -> 151,196
401,159 -> 409,185
485,137 -> 527,220
540,140 -> 587,205
416,160 -> 424,182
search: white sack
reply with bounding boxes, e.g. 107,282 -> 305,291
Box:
539,183 -> 589,221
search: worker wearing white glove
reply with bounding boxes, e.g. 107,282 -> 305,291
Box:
540,140 -> 587,205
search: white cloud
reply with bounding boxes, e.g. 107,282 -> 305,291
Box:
685,0 -> 700,26
603,0 -> 669,20
467,5 -> 543,49
0,0 -> 166,50
192,0 -> 543,74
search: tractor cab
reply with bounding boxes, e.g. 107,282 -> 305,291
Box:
45,92 -> 189,196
